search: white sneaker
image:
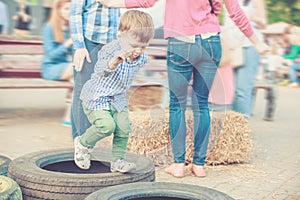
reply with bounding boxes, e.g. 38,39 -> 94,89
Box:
110,159 -> 136,173
74,137 -> 92,169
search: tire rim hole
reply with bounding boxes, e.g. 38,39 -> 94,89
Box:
42,160 -> 111,174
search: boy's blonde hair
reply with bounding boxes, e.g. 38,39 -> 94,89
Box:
118,10 -> 155,43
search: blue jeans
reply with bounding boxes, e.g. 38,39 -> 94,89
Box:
167,35 -> 221,166
232,46 -> 260,119
71,38 -> 104,139
289,62 -> 300,83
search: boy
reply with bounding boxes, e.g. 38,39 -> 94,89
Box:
74,10 -> 155,173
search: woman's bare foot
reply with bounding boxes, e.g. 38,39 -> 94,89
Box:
164,163 -> 185,178
189,164 -> 206,177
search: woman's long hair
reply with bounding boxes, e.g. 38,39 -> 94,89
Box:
48,0 -> 70,43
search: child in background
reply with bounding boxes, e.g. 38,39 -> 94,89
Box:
12,0 -> 31,36
74,10 -> 154,173
41,0 -> 73,126
277,26 -> 300,86
287,59 -> 300,88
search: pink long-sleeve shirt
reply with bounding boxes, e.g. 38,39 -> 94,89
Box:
125,0 -> 254,38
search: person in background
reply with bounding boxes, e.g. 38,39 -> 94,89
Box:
208,27 -> 235,111
12,0 -> 31,36
225,0 -> 267,120
41,0 -> 73,126
74,10 -> 154,173
98,0 -> 269,178
282,30 -> 300,88
0,0 -> 9,35
277,26 -> 300,87
43,0 -> 54,23
70,0 -> 121,140
287,59 -> 300,88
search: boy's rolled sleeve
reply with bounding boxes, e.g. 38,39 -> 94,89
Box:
94,51 -> 117,76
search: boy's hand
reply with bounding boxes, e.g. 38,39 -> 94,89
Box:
73,48 -> 91,72
108,50 -> 132,69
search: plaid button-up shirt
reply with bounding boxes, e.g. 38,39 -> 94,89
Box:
70,0 -> 120,49
80,40 -> 148,112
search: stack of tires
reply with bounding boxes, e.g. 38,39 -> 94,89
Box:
0,155 -> 11,176
0,155 -> 23,200
7,149 -> 155,200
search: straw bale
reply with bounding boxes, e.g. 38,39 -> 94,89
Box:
185,110 -> 252,166
127,85 -> 163,111
127,108 -> 173,166
127,109 -> 251,167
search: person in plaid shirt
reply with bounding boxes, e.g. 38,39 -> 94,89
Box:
74,10 -> 155,173
70,0 -> 120,139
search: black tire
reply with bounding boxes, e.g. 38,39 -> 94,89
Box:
8,148 -> 155,200
85,182 -> 235,200
0,155 -> 11,176
0,175 -> 23,200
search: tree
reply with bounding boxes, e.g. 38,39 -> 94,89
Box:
266,0 -> 300,26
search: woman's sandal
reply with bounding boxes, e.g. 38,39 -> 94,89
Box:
164,163 -> 185,178
189,164 -> 206,178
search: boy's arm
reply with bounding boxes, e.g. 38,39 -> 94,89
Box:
94,48 -> 131,76
108,50 -> 132,69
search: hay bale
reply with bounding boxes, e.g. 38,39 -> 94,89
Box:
127,86 -> 163,111
128,109 -> 251,167
207,111 -> 252,165
185,110 -> 252,166
127,108 -> 173,166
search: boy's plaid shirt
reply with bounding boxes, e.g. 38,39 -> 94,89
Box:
70,0 -> 120,49
80,40 -> 148,112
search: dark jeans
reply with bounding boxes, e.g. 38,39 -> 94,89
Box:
71,38 -> 104,139
167,35 -> 221,166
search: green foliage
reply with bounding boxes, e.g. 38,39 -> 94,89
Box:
219,0 -> 300,26
266,0 -> 300,25
26,0 -> 38,4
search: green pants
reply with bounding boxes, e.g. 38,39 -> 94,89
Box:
81,104 -> 131,161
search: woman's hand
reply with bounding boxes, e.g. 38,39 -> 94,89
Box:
255,42 -> 270,56
96,0 -> 126,8
73,48 -> 91,72
249,34 -> 270,56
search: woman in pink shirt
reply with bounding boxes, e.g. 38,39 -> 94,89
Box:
99,0 -> 268,178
